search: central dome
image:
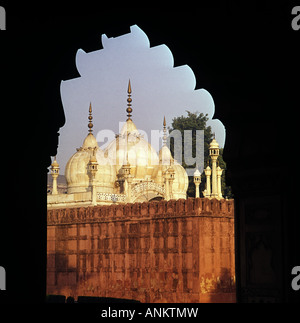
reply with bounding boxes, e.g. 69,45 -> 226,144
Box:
60,81 -> 189,205
104,119 -> 159,180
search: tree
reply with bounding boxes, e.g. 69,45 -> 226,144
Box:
168,111 -> 232,198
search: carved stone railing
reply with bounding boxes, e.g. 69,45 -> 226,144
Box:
97,192 -> 126,203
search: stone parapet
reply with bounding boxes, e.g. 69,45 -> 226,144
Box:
47,198 -> 235,302
47,198 -> 234,225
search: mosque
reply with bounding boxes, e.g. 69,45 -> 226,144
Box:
47,81 -> 223,209
46,81 -> 233,303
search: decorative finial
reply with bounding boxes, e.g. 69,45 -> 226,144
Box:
51,156 -> 59,167
163,116 -> 167,146
126,79 -> 133,121
88,102 -> 93,134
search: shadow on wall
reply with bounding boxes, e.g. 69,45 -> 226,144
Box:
200,268 -> 236,303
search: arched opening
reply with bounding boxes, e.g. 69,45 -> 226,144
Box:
4,6 -> 297,304
149,196 -> 164,202
133,191 -> 164,203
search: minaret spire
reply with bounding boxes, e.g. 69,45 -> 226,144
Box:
126,79 -> 133,121
88,102 -> 93,134
163,116 -> 167,146
50,156 -> 59,195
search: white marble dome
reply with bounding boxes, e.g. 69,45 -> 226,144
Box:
104,119 -> 159,180
65,133 -> 116,194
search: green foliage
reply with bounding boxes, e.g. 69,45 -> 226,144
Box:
168,111 -> 233,198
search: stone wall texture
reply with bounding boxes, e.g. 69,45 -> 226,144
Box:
47,198 -> 235,303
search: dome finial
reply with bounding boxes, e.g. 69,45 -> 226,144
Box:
163,116 -> 167,146
88,102 -> 93,134
126,79 -> 133,121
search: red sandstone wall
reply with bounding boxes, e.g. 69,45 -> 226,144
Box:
47,198 -> 235,303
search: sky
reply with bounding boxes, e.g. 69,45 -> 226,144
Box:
56,25 -> 225,174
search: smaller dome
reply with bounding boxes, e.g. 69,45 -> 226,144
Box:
172,161 -> 189,197
204,165 -> 211,176
194,169 -> 201,177
209,138 -> 219,149
51,158 -> 59,168
65,132 -> 116,194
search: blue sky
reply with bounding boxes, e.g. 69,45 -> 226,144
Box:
56,25 -> 225,174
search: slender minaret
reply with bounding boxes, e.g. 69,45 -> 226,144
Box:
164,167 -> 175,201
193,169 -> 201,198
209,138 -> 220,198
86,103 -> 99,205
88,148 -> 98,205
50,156 -> 59,195
122,80 -> 133,202
122,158 -> 132,202
216,165 -> 223,199
168,164 -> 175,200
204,162 -> 211,198
163,115 -> 167,146
161,116 -> 175,200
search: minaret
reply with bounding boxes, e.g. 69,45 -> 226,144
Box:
50,157 -> 59,195
161,116 -> 175,200
216,165 -> 223,199
163,115 -> 167,146
209,138 -> 220,198
168,164 -> 175,200
193,169 -> 201,198
164,168 -> 175,201
122,158 -> 132,203
88,149 -> 98,205
204,161 -> 211,198
86,103 -> 98,205
123,80 -> 133,202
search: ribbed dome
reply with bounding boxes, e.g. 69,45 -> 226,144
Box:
172,161 -> 189,198
159,145 -> 173,165
157,144 -> 188,198
104,119 -> 159,180
120,119 -> 139,135
65,133 -> 116,193
82,133 -> 98,149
